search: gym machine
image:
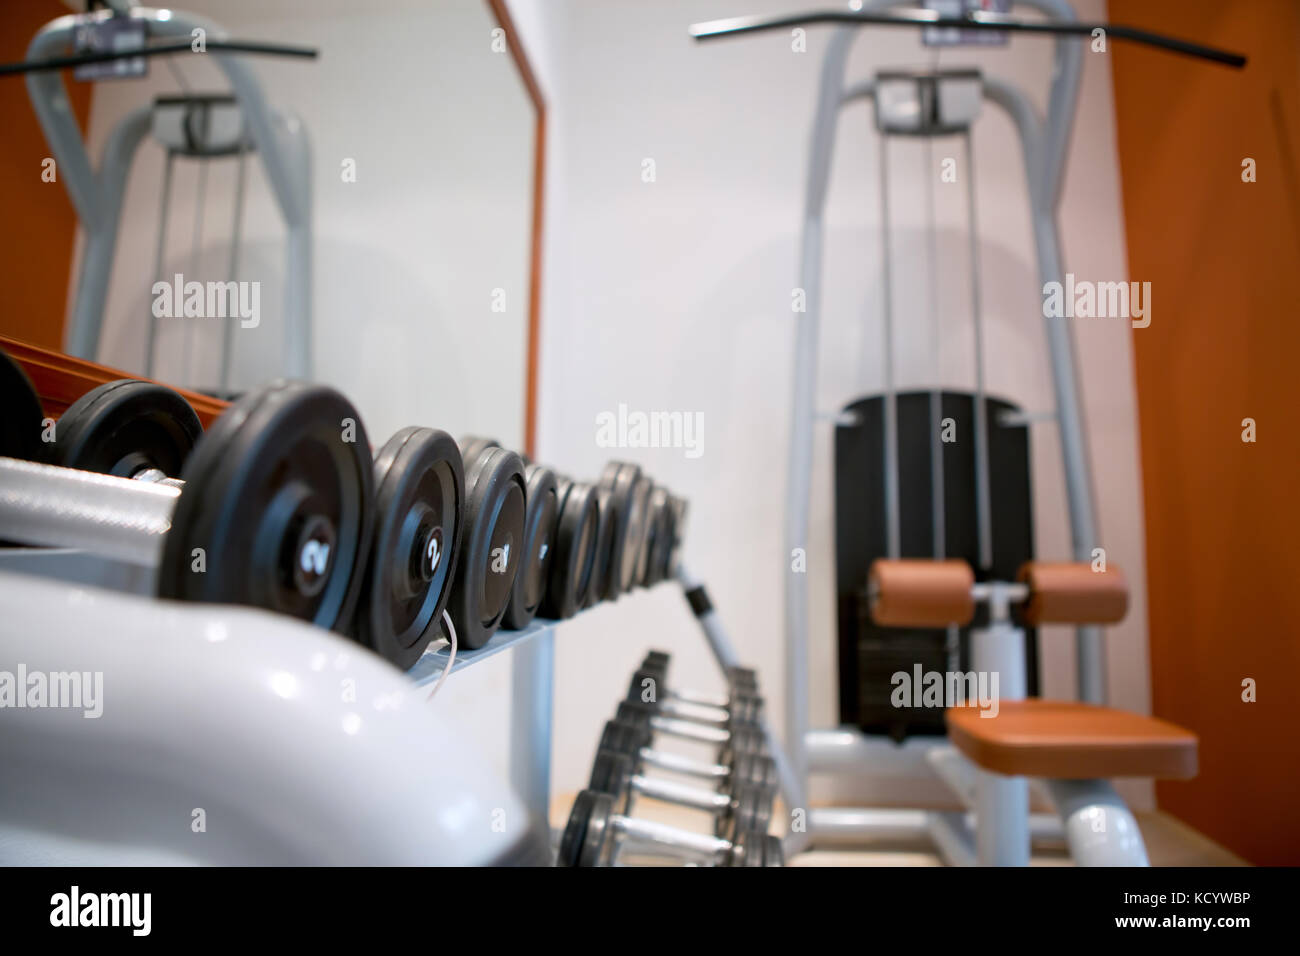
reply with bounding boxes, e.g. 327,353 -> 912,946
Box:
688,1 -> 1245,864
17,1 -> 317,385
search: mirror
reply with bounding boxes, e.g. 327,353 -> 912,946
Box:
2,0 -> 541,454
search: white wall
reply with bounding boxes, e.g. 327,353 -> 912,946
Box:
516,0 -> 1154,811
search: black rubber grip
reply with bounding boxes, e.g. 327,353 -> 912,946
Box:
685,585 -> 712,618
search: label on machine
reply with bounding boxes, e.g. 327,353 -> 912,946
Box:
74,18 -> 149,82
922,0 -> 1011,47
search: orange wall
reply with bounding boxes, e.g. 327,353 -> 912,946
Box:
1111,0 -> 1300,865
0,2 -> 93,350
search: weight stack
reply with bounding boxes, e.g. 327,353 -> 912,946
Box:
834,390 -> 1039,741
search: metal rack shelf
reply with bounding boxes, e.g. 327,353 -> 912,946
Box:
407,616 -> 558,683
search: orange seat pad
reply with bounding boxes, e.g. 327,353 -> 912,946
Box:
946,699 -> 1198,780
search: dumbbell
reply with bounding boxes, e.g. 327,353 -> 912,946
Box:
614,700 -> 767,772
0,377 -> 374,631
597,718 -> 777,796
589,746 -> 775,842
558,790 -> 782,867
447,438 -> 527,649
639,650 -> 759,693
629,662 -> 764,724
633,653 -> 764,718
51,378 -> 202,480
539,477 -> 600,619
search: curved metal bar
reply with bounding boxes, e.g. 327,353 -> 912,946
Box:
690,7 -> 1246,68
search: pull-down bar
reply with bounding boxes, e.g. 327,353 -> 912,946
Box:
691,9 -> 1246,69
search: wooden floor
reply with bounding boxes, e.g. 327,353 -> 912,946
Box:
552,795 -> 1248,866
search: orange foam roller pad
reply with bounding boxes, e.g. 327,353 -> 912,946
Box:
1017,562 -> 1128,625
868,559 -> 975,627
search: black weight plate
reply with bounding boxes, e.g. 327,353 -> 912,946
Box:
503,463 -> 558,629
627,474 -> 655,591
540,479 -> 598,619
615,701 -> 652,732
0,349 -> 43,462
158,382 -> 373,631
598,719 -> 634,756
589,749 -> 634,801
667,496 -> 688,579
597,461 -> 651,599
54,379 -> 201,478
457,435 -> 499,472
447,445 -> 526,650
643,650 -> 670,670
558,789 -> 599,868
625,670 -> 655,706
642,486 -> 674,586
582,486 -> 616,608
608,717 -> 651,752
354,427 -> 465,670
633,478 -> 664,588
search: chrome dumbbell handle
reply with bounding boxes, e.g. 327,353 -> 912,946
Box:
636,745 -> 730,781
0,456 -> 179,566
629,772 -> 732,814
612,813 -> 730,864
654,697 -> 731,726
648,713 -> 731,745
667,687 -> 733,710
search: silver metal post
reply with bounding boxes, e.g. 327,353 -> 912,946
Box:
145,150 -> 176,379
878,133 -> 901,560
964,128 -> 994,572
185,153 -> 209,386
220,141 -> 250,389
509,628 -> 554,833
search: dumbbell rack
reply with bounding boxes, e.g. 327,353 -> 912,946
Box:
1,540 -> 793,858
0,542 -> 563,832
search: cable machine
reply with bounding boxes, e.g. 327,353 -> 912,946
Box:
689,0 -> 1245,862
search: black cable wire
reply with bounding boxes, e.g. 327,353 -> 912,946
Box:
690,11 -> 1247,69
0,39 -> 318,78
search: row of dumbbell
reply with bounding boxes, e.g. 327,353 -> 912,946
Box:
559,653 -> 784,866
0,350 -> 687,669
